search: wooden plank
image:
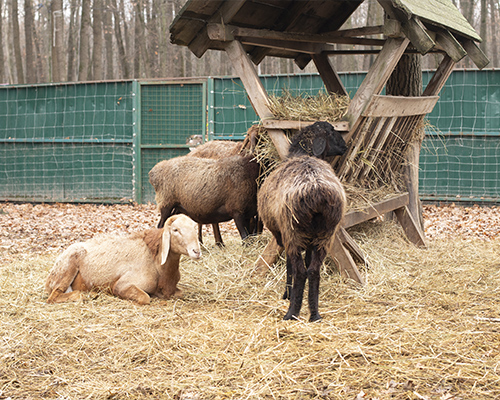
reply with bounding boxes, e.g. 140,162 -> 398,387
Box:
329,235 -> 365,284
188,0 -> 247,58
350,117 -> 387,181
362,95 -> 440,118
224,40 -> 290,159
208,23 -> 386,44
394,205 -> 426,248
462,39 -> 490,70
358,117 -> 397,181
343,193 -> 409,228
338,228 -> 367,266
423,55 -> 456,96
254,237 -> 283,276
312,53 -> 348,96
435,30 -> 467,62
400,17 -> 435,55
262,119 -> 350,132
346,37 -> 410,140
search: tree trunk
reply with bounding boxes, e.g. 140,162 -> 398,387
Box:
79,0 -> 92,81
387,54 -> 424,232
10,0 -> 25,84
0,0 -> 5,82
51,0 -> 64,82
92,0 -> 104,80
66,0 -> 78,82
490,0 -> 499,67
111,0 -> 129,78
104,0 -> 114,79
24,0 -> 36,83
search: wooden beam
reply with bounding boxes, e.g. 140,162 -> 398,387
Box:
362,95 -> 440,118
338,228 -> 367,266
188,0 -> 247,58
346,37 -> 410,138
462,39 -> 490,70
394,205 -> 426,247
262,119 -> 350,132
423,55 -> 456,96
224,40 -> 290,159
343,193 -> 409,228
208,23 -> 386,45
400,17 -> 435,55
312,53 -> 348,96
329,235 -> 365,284
435,30 -> 467,62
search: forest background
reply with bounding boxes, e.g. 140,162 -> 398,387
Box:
0,0 -> 496,85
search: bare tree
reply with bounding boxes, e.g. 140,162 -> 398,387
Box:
111,0 -> 129,78
24,0 -> 36,83
66,0 -> 79,82
10,0 -> 25,84
51,0 -> 65,82
92,0 -> 104,80
104,0 -> 114,79
79,0 -> 92,80
0,0 -> 5,83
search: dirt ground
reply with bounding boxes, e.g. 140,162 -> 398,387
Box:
1,202 -> 499,259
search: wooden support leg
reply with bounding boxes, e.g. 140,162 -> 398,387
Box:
254,237 -> 283,276
329,235 -> 365,285
338,228 -> 367,266
394,205 -> 426,248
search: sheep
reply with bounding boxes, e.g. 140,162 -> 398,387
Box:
45,214 -> 201,304
149,151 -> 259,242
257,121 -> 348,322
185,138 -> 244,246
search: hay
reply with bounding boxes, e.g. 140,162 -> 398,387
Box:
1,221 -> 499,399
268,90 -> 350,123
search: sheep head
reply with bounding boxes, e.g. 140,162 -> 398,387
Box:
161,214 -> 201,264
288,121 -> 347,160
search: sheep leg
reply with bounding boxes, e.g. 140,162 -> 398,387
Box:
283,256 -> 293,300
46,251 -> 84,303
283,252 -> 307,320
111,279 -> 151,305
307,246 -> 326,322
233,215 -> 250,240
212,223 -> 224,247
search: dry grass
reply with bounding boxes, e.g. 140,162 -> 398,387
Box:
1,218 -> 499,399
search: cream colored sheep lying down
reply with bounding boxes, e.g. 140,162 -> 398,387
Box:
45,214 -> 201,305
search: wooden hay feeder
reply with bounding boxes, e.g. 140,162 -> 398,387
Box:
170,0 -> 488,284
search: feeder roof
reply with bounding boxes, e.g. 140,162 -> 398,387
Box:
170,0 -> 483,62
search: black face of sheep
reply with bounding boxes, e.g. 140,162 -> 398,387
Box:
258,121 -> 347,322
288,121 -> 347,159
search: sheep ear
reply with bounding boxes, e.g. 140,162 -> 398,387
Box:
161,228 -> 171,265
312,137 -> 327,157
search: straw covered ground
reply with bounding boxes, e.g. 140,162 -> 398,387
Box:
1,202 -> 499,399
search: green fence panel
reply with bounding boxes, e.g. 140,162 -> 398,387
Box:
0,82 -> 135,202
139,81 -> 206,204
211,71 -> 500,203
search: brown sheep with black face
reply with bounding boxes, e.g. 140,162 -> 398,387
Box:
258,121 -> 347,322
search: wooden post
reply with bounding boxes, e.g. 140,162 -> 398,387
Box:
224,40 -> 290,159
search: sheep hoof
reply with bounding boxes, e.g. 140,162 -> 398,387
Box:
282,288 -> 291,300
283,312 -> 299,321
309,313 -> 322,323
